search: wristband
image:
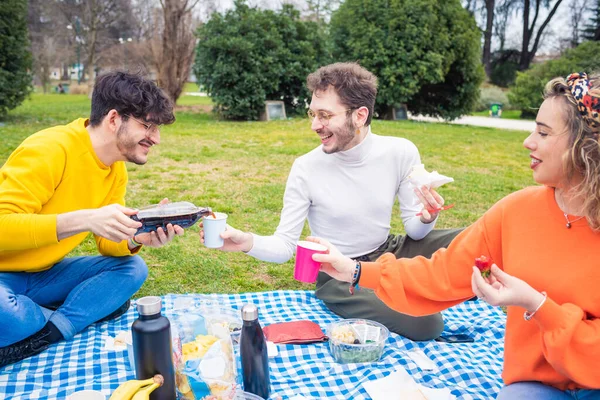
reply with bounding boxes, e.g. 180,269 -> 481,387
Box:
523,291 -> 547,321
130,236 -> 142,248
349,261 -> 361,295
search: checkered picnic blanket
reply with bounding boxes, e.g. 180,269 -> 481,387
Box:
0,291 -> 505,399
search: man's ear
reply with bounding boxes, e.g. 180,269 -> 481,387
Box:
355,106 -> 369,128
104,109 -> 121,133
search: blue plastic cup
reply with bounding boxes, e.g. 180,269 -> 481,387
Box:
203,212 -> 228,248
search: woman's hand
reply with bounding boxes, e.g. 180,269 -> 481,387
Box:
306,236 -> 356,283
471,264 -> 546,311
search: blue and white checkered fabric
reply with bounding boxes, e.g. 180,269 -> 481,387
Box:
0,291 -> 505,399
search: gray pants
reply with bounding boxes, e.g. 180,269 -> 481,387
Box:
315,228 -> 463,341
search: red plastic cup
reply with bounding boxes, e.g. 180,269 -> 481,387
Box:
294,241 -> 328,283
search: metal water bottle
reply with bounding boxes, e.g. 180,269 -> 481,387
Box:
240,304 -> 270,399
131,296 -> 176,400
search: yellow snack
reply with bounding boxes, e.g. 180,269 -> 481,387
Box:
182,334 -> 219,362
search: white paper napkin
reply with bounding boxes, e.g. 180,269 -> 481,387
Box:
103,331 -> 130,351
406,349 -> 437,371
362,366 -> 454,400
408,164 -> 454,190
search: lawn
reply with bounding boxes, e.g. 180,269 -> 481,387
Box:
0,93 -> 533,297
471,110 -> 531,120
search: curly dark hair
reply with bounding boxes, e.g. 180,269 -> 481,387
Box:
307,62 -> 378,126
89,71 -> 175,127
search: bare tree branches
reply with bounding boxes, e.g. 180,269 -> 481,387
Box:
152,0 -> 199,102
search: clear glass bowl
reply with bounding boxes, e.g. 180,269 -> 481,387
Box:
327,318 -> 389,364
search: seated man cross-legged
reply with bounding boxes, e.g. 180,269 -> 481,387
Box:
0,72 -> 184,367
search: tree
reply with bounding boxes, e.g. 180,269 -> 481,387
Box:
57,0 -> 133,91
0,0 -> 32,119
518,0 -> 564,71
305,0 -> 340,21
331,0 -> 485,120
494,0 -> 519,52
194,1 -> 330,120
152,0 -> 200,102
482,0 -> 496,78
509,41 -> 600,116
28,0 -> 71,93
581,0 -> 600,41
569,0 -> 587,46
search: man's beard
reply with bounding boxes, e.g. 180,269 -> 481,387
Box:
321,117 -> 357,154
116,124 -> 147,165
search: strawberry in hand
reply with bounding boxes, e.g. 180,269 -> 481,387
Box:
475,255 -> 491,278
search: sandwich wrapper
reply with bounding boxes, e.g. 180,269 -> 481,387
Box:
362,365 -> 455,400
408,164 -> 454,190
263,320 -> 327,344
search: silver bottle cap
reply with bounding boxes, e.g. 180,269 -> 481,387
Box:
241,304 -> 259,321
136,296 -> 162,316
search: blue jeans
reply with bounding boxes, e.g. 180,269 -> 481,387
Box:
498,382 -> 600,399
0,255 -> 147,346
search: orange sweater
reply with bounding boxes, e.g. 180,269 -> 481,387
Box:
360,186 -> 600,390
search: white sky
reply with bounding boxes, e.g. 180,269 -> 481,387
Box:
201,0 -> 576,55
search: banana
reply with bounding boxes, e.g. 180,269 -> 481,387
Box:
130,375 -> 164,400
109,376 -> 155,400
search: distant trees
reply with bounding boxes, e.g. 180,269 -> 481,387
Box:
57,0 -> 133,91
0,0 -> 32,119
509,41 -> 600,116
581,0 -> 600,41
194,0 -> 329,120
330,0 -> 485,120
153,0 -> 199,102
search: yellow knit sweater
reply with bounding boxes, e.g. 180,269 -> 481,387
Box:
0,118 -> 133,272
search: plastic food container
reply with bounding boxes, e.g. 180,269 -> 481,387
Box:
202,307 -> 243,344
327,319 -> 389,364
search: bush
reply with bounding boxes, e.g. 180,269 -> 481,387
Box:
194,1 -> 330,120
490,49 -> 520,88
475,86 -> 510,112
509,41 -> 600,117
330,0 -> 484,120
0,0 -> 32,119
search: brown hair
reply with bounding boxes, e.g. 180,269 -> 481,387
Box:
306,62 -> 378,126
544,74 -> 600,230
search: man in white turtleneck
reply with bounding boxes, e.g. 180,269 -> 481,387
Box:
202,62 -> 462,340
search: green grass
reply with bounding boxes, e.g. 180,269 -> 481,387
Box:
471,110 -> 532,120
1,94 -> 534,297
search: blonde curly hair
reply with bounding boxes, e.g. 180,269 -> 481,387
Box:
544,74 -> 600,230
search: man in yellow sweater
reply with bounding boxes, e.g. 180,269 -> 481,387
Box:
0,71 -> 183,367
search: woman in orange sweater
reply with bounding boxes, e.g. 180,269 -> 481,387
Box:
310,73 -> 600,399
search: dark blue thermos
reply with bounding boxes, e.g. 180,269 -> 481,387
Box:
132,296 -> 176,400
240,304 -> 270,399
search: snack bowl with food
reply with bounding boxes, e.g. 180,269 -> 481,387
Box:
327,319 -> 389,364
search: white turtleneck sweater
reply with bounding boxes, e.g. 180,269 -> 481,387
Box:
247,131 -> 436,263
